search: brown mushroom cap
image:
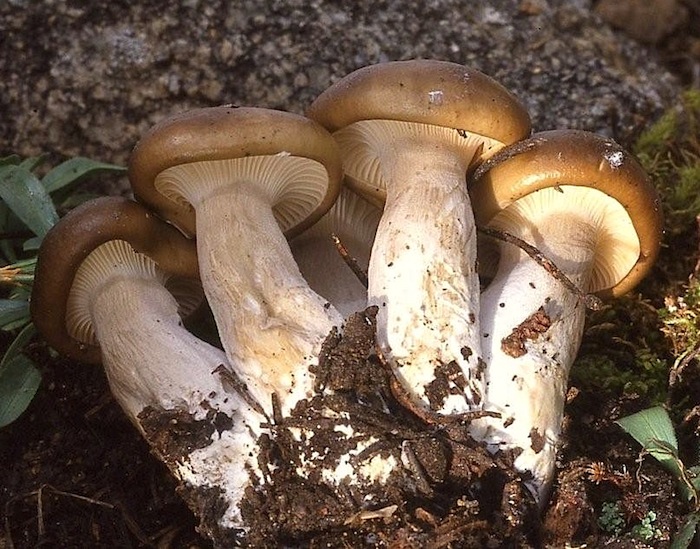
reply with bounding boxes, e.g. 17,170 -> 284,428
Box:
306,60 -> 531,207
306,59 -> 531,145
128,106 -> 343,238
31,196 -> 201,364
468,129 -> 663,298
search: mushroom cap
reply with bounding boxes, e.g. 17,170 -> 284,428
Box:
128,106 -> 343,238
306,60 -> 531,207
31,196 -> 202,364
468,129 -> 663,298
306,59 -> 531,144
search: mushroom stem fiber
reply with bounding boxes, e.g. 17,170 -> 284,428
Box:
365,132 -> 485,415
157,158 -> 343,416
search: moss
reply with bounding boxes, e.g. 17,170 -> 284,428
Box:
572,351 -> 668,405
572,92 -> 700,406
634,89 -> 700,254
659,277 -> 700,367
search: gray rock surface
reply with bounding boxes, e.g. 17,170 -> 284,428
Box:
0,0 -> 680,170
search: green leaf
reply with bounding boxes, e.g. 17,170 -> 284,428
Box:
616,406 -> 679,455
616,407 -> 685,482
1,323 -> 36,367
0,165 -> 59,237
688,465 -> 700,497
0,155 -> 20,167
18,155 -> 46,173
42,157 -> 126,193
0,299 -> 30,329
22,235 -> 42,252
0,353 -> 41,428
671,512 -> 700,549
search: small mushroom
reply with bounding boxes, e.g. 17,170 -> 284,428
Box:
467,130 -> 663,503
291,187 -> 381,318
307,60 -> 531,415
129,106 -> 344,415
30,196 -> 265,528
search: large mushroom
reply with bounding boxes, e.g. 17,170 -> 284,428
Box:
307,60 -> 531,416
30,196 -> 265,531
467,130 -> 663,503
129,106 -> 344,416
291,187 -> 381,318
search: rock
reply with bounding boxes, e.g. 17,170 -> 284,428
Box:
0,0 -> 680,177
595,0 -> 688,45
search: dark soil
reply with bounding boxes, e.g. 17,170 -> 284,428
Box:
0,345 -> 207,548
1,300 -> 695,548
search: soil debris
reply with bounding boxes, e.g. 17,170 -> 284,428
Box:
501,306 -> 552,358
237,307 -> 539,548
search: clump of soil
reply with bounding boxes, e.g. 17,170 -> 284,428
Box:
237,307 -> 538,547
114,307 -> 539,547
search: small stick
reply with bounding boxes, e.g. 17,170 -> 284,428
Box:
376,344 -> 500,426
331,233 -> 368,288
478,226 -> 603,311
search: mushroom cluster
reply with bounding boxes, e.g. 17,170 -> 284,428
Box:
31,59 -> 662,544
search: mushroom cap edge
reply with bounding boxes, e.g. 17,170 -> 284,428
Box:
128,106 -> 344,239
468,129 -> 663,298
30,196 -> 200,364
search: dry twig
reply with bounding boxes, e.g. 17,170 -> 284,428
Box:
478,226 -> 603,311
331,233 -> 368,288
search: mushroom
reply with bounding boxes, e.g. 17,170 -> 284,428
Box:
290,187 -> 381,318
307,60 -> 531,415
467,130 -> 663,503
30,196 -> 265,529
128,106 -> 344,416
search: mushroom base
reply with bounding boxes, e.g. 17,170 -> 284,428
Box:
149,308 -> 541,547
238,308 -> 539,547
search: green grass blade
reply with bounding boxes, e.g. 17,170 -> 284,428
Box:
0,165 -> 59,237
42,157 -> 126,193
0,353 -> 41,428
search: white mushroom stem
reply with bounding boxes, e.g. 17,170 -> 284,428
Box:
71,240 -> 264,528
291,188 -> 381,318
156,158 -> 343,416
353,124 -> 487,415
470,187 -> 634,503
